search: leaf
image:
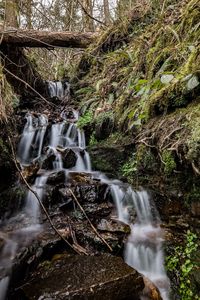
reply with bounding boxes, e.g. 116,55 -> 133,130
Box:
96,79 -> 106,92
187,75 -> 199,91
161,74 -> 174,84
137,79 -> 148,85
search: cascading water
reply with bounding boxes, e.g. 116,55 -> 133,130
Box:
0,81 -> 170,299
17,114 -> 48,164
47,80 -> 70,99
110,184 -> 170,299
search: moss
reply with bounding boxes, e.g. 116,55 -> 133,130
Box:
77,111 -> 94,129
186,184 -> 200,203
136,144 -> 158,172
162,150 -> 177,175
186,105 -> 200,163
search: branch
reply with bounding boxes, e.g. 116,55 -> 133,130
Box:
77,0 -> 107,27
69,188 -> 113,252
3,67 -> 56,108
8,136 -> 88,255
192,161 -> 200,176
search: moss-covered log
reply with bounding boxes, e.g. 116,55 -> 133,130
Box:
0,29 -> 95,48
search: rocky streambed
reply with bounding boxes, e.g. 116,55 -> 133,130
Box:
0,83 -> 172,300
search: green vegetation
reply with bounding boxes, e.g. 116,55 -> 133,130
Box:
74,0 -> 200,179
162,150 -> 176,175
121,155 -> 137,179
166,230 -> 199,300
77,111 -> 93,129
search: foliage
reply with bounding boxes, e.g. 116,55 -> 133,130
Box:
89,132 -> 97,147
166,230 -> 199,300
0,66 -> 17,122
77,111 -> 93,129
162,150 -> 176,175
121,155 -> 137,178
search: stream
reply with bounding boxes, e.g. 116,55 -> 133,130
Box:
0,81 -> 170,300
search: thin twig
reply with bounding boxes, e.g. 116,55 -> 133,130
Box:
77,0 -> 107,27
8,136 -> 88,255
3,67 -> 57,108
69,188 -> 113,252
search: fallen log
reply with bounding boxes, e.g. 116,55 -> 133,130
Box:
0,29 -> 96,48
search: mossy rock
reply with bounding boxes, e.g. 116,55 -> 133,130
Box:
0,186 -> 26,219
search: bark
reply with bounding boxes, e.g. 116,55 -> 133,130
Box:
5,0 -> 19,27
82,0 -> 95,31
0,29 -> 95,48
26,0 -> 32,29
103,0 -> 111,25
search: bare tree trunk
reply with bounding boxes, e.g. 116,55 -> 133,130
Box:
26,0 -> 32,29
103,0 -> 111,25
5,0 -> 19,27
82,0 -> 94,32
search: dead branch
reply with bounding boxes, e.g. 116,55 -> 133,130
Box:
191,161 -> 200,176
69,188 -> 113,252
3,67 -> 56,108
77,0 -> 107,27
8,136 -> 88,256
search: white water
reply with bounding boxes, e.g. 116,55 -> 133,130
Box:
47,81 -> 70,99
1,82 -> 169,299
25,175 -> 47,223
18,114 -> 48,164
111,185 -> 170,299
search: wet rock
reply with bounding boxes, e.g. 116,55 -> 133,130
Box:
20,254 -> 144,300
46,171 -> 66,185
76,225 -> 125,252
74,182 -> 110,203
41,150 -> 56,170
83,203 -> 113,218
89,146 -> 125,178
0,186 -> 26,219
62,148 -> 77,169
21,163 -> 40,183
68,171 -> 93,183
191,201 -> 200,217
97,219 -> 130,234
143,277 -> 162,300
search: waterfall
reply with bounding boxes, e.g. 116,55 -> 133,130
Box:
24,175 -> 47,223
1,81 -> 170,299
47,81 -> 70,99
111,184 -> 170,299
18,114 -> 48,164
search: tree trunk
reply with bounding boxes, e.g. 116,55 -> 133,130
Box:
82,0 -> 94,32
5,0 -> 19,27
0,29 -> 95,48
103,0 -> 111,25
26,0 -> 32,29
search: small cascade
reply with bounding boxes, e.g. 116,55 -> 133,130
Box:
18,114 -> 48,164
47,81 -> 70,99
111,184 -> 170,299
25,175 -> 48,223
